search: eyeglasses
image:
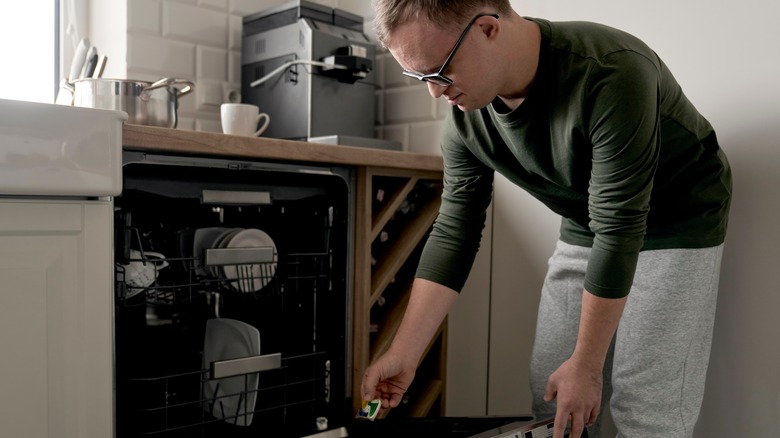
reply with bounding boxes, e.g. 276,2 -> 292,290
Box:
402,13 -> 499,86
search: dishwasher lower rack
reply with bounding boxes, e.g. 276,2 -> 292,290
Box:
118,350 -> 337,437
115,247 -> 330,306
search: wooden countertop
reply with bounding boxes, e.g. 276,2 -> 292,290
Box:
123,124 -> 443,172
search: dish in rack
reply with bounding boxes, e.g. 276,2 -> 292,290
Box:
197,227 -> 278,293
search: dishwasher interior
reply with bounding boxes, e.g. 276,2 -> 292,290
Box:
113,153 -> 353,437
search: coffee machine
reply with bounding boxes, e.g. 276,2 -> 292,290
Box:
241,1 -> 399,150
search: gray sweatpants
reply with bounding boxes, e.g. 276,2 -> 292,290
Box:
530,240 -> 724,438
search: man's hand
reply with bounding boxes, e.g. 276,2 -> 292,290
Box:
545,290 -> 626,438
544,356 -> 602,438
361,352 -> 416,409
361,278 -> 459,409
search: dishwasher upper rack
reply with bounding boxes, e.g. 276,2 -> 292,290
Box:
116,247 -> 331,306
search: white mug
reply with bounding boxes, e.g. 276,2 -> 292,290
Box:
117,249 -> 169,289
221,103 -> 270,137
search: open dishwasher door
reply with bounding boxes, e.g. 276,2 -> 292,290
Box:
302,415 -> 584,437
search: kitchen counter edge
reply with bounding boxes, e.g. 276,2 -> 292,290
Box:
122,124 -> 444,172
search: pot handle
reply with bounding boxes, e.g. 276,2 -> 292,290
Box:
145,77 -> 195,98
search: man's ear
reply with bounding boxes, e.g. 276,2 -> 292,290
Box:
479,15 -> 500,40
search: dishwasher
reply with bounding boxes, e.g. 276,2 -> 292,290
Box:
111,150 -> 582,438
113,151 -> 353,437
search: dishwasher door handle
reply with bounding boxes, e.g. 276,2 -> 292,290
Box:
209,352 -> 282,379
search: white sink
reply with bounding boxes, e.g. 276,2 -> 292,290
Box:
0,98 -> 127,196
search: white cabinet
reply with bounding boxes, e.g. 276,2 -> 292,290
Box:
486,174 -> 558,415
0,199 -> 114,438
445,173 -> 560,417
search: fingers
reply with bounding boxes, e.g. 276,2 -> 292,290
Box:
544,379 -> 557,403
551,410 -> 599,438
361,367 -> 379,401
587,405 -> 600,427
388,391 -> 404,408
568,414 -> 586,438
553,410 -> 569,438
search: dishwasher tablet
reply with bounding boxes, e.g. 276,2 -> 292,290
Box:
356,399 -> 381,421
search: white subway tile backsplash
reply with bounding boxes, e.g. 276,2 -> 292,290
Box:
335,0 -> 374,19
381,53 -> 410,89
363,18 -> 379,46
382,124 -> 410,152
176,85 -> 199,114
229,0 -> 284,17
121,0 -> 445,150
384,85 -> 436,124
197,46 -> 228,80
409,121 -> 444,156
176,117 -> 197,131
163,1 -> 228,47
127,34 -> 196,77
195,79 -> 225,110
196,118 -> 223,133
223,82 -> 242,103
374,53 -> 385,89
436,97 -> 452,120
198,0 -> 228,10
228,51 -> 242,84
375,90 -> 384,125
128,0 -> 162,34
316,0 -> 338,8
228,14 -> 243,51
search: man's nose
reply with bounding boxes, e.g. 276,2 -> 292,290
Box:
427,81 -> 447,99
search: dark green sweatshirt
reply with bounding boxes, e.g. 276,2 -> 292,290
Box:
415,17 -> 732,298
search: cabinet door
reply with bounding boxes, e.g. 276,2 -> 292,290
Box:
487,174 -> 559,415
0,200 -> 113,438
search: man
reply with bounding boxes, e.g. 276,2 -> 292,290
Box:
362,1 -> 732,437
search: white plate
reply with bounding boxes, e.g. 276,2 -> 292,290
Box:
192,227 -> 229,277
202,318 -> 261,426
208,228 -> 244,278
222,228 -> 278,293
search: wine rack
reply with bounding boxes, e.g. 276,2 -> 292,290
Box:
353,166 -> 445,419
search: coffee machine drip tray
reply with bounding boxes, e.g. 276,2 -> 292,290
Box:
308,135 -> 402,151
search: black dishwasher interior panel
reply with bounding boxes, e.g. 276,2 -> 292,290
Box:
113,155 -> 353,437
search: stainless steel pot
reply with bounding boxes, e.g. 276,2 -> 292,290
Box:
69,78 -> 194,128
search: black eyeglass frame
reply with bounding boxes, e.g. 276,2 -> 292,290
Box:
402,13 -> 499,86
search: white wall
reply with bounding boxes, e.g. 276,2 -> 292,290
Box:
486,0 -> 780,436
78,0 -> 780,435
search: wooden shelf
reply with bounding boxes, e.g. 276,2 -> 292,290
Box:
408,379 -> 443,417
371,177 -> 418,242
369,194 -> 441,305
370,282 -> 411,363
352,167 -> 445,417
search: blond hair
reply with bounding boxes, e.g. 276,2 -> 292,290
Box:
372,0 -> 512,48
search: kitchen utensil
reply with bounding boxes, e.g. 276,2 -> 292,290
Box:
68,77 -> 194,128
202,318 -> 261,426
81,46 -> 98,79
56,37 -> 91,105
116,249 -> 169,289
92,55 -> 107,78
68,37 -> 90,82
55,78 -> 75,105
220,103 -> 270,137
